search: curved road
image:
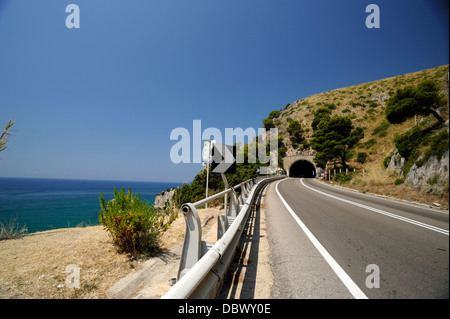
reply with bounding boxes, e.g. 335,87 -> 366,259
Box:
265,177 -> 449,299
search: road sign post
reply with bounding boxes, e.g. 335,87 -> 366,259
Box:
203,140 -> 215,208
211,144 -> 236,220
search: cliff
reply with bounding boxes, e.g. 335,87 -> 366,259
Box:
153,188 -> 177,209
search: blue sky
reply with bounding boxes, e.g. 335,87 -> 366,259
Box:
0,0 -> 448,183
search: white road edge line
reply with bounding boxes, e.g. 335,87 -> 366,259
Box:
312,179 -> 449,215
301,178 -> 449,236
275,180 -> 368,300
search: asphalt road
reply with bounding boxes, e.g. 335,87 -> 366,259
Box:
265,177 -> 449,299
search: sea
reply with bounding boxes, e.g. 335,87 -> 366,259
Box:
0,177 -> 181,234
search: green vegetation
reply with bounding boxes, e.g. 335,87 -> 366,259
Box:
372,121 -> 390,136
394,123 -> 431,160
0,119 -> 15,154
334,171 -> 355,183
286,119 -> 305,148
393,123 -> 431,175
0,118 -> 26,239
172,122 -> 284,207
311,107 -> 332,131
172,65 -> 448,209
311,110 -> 364,169
262,110 -> 281,130
99,187 -> 175,257
356,152 -> 368,163
392,124 -> 449,176
254,64 -> 448,207
173,160 -> 261,207
416,129 -> 449,167
385,79 -> 446,124
360,138 -> 377,150
426,174 -> 440,186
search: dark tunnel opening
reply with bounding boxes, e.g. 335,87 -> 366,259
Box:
289,160 -> 316,178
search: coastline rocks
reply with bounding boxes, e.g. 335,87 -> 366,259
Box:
153,188 -> 177,209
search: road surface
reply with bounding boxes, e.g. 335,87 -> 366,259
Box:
265,177 -> 449,299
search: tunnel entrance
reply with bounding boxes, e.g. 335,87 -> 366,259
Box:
289,160 -> 316,178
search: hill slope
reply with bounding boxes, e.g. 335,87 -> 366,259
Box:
267,64 -> 449,208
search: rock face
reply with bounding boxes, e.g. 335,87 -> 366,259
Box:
405,150 -> 449,194
153,188 -> 176,209
386,149 -> 406,176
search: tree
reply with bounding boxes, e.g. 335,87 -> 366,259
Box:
0,119 -> 16,154
286,119 -> 304,147
311,107 -> 332,130
385,79 -> 446,124
311,114 -> 364,169
262,110 -> 281,130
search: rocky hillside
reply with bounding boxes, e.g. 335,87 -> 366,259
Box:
268,64 -> 449,208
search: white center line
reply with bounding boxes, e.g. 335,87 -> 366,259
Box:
275,180 -> 368,299
300,178 -> 449,236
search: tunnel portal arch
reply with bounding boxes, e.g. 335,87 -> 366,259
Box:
288,159 -> 316,178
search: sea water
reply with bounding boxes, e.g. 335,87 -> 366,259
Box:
0,177 -> 181,234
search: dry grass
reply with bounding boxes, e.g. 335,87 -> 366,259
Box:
333,165 -> 449,209
0,206 -> 221,299
0,218 -> 28,241
0,226 -> 134,298
279,64 -> 448,144
277,64 -> 449,205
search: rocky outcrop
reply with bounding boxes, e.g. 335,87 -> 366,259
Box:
154,188 -> 177,209
386,149 -> 406,176
405,150 -> 449,194
370,93 -> 389,102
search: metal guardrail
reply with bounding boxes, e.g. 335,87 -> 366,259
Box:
161,175 -> 285,299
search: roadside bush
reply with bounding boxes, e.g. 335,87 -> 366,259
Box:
99,187 -> 168,257
334,171 -> 355,184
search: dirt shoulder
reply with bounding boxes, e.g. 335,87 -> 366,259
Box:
0,207 -> 221,299
0,225 -> 133,298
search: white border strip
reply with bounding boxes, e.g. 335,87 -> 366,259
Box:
275,180 -> 368,299
301,179 -> 449,236
312,179 -> 449,215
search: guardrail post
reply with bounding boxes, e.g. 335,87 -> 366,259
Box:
178,203 -> 202,280
238,188 -> 245,206
228,189 -> 239,218
241,183 -> 247,200
163,175 -> 286,299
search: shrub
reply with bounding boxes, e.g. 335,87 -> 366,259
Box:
334,171 -> 355,183
0,217 -> 28,240
287,119 -> 304,146
394,178 -> 405,185
426,174 -> 440,186
99,187 -> 169,257
357,152 -> 368,163
372,121 -> 390,136
262,110 -> 281,129
395,125 -> 430,159
416,129 -> 449,167
383,155 -> 391,168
